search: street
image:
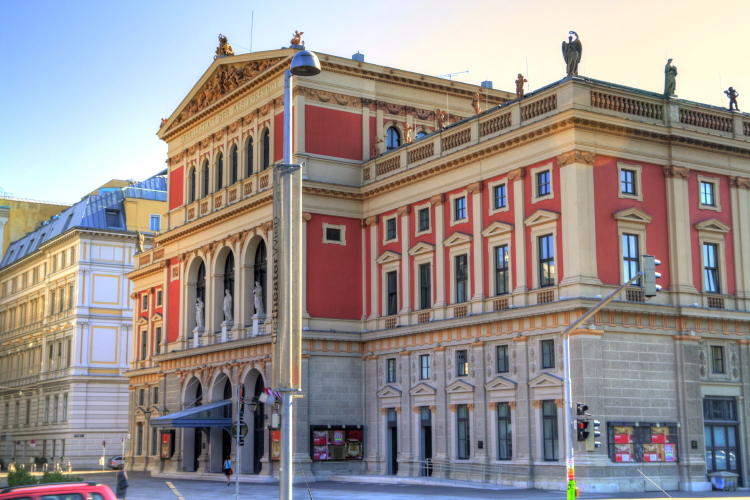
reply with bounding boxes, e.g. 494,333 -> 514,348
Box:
2,471 -> 748,500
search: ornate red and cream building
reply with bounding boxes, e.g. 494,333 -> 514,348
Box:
125,39 -> 750,492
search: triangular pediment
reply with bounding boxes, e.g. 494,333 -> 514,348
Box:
485,376 -> 518,391
136,316 -> 149,326
481,221 -> 514,237
443,232 -> 473,247
376,250 -> 402,264
408,242 -> 436,256
613,207 -> 653,225
528,373 -> 564,388
409,383 -> 437,396
446,380 -> 475,394
161,52 -> 288,136
694,218 -> 730,234
376,386 -> 402,398
150,313 -> 163,322
524,209 -> 560,227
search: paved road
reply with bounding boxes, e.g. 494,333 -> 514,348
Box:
1,471 -> 748,499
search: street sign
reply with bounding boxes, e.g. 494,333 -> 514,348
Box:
231,422 -> 249,438
102,441 -> 106,447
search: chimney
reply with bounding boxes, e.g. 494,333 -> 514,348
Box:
352,52 -> 365,63
480,80 -> 493,89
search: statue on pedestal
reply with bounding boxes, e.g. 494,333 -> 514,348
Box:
664,59 -> 678,97
195,298 -> 204,329
515,74 -> 528,98
370,137 -> 383,158
290,30 -> 304,47
725,87 -> 740,111
222,289 -> 233,322
435,109 -> 446,130
562,31 -> 582,77
253,282 -> 265,316
135,231 -> 144,253
404,123 -> 413,144
214,34 -> 235,60
471,93 -> 481,115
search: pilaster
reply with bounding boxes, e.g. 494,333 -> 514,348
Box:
469,182 -> 485,311
433,346 -> 448,461
729,176 -> 750,310
664,166 -> 698,303
398,206 -> 412,319
512,336 -> 533,464
432,195 -> 446,317
509,169 -> 528,305
366,216 -> 379,322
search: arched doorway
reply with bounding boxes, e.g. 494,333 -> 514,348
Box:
221,380 -> 232,471
252,376 -> 265,473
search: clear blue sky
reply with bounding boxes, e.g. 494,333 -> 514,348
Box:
2,0 -> 748,204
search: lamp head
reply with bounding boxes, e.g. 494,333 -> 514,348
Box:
290,50 -> 321,77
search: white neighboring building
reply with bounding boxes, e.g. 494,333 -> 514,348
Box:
0,174 -> 166,469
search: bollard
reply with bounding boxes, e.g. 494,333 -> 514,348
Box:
67,461 -> 72,472
32,464 -> 36,473
43,463 -> 48,472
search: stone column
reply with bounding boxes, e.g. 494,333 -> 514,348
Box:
366,216 -> 379,324
375,102 -> 385,151
512,336 -> 533,465
302,213 -> 311,327
398,206 -> 411,321
362,99 -> 372,160
468,182 -> 485,313
664,166 -> 698,304
398,350 -> 412,475
363,355 -> 381,473
432,195 -> 446,318
557,151 -> 601,297
729,176 -> 750,311
433,346 -> 448,462
471,341 -> 487,462
509,169 -> 527,306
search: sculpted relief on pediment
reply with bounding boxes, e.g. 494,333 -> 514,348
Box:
169,58 -> 283,130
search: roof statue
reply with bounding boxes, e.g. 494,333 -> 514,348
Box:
370,137 -> 383,158
561,31 -> 582,77
135,231 -> 144,253
404,123 -> 413,143
724,87 -> 739,111
435,108 -> 446,130
515,74 -> 528,98
214,34 -> 235,59
290,30 -> 304,48
664,59 -> 677,97
472,93 -> 481,115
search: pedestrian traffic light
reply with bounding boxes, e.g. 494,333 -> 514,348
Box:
576,403 -> 588,416
642,255 -> 662,297
576,420 -> 589,441
586,419 -> 601,452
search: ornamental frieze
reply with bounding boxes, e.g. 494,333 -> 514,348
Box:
295,86 -> 362,108
557,149 -> 596,167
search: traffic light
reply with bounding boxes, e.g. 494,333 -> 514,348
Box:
586,420 -> 601,452
576,420 -> 589,441
576,403 -> 588,416
642,255 -> 662,297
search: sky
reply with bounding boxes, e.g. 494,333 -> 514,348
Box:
1,0 -> 749,204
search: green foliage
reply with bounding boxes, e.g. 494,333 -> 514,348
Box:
38,471 -> 85,484
7,469 -> 38,487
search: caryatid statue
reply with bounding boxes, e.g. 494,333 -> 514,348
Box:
561,31 -> 582,77
664,59 -> 677,97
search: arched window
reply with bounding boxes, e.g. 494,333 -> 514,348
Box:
223,252 -> 234,298
216,153 -> 224,190
246,137 -> 254,177
386,127 -> 401,150
188,167 -> 196,203
196,261 -> 206,303
262,129 -> 270,170
230,146 -> 238,184
194,384 -> 203,407
254,241 -> 267,314
222,380 -> 232,417
202,161 -> 210,198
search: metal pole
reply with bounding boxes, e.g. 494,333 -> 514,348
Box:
235,385 -> 241,500
562,272 -> 642,500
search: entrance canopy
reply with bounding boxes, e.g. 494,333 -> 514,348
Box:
150,400 -> 232,428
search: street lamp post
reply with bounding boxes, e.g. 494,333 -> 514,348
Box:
273,48 -> 321,500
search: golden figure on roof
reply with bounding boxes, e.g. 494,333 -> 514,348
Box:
215,34 -> 235,59
291,30 -> 304,46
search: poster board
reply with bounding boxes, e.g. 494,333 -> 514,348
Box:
310,425 -> 364,461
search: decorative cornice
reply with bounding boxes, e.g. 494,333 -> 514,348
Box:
396,205 -> 411,216
467,181 -> 483,194
507,168 -> 525,181
557,149 -> 596,167
729,176 -> 750,189
295,86 -> 362,109
365,215 -> 379,226
430,194 -> 445,206
673,335 -> 701,342
663,165 -> 690,179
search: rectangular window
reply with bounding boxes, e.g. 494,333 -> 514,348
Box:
541,339 -> 555,369
622,234 -> 640,283
542,400 -> 559,461
386,271 -> 398,316
703,243 -> 720,293
66,338 -> 72,367
106,209 -> 120,228
493,184 -> 507,209
152,427 -> 159,455
700,181 -> 715,206
607,422 -> 680,463
26,399 -> 31,425
325,227 -> 341,242
156,290 -> 163,307
52,396 -> 58,422
420,354 -> 431,380
141,294 -> 149,311
4,403 -> 8,426
51,291 -> 56,314
418,208 -> 430,232
494,245 -> 509,295
455,254 -> 468,303
454,196 -> 467,220
711,346 -> 725,374
419,263 -> 431,310
537,171 -> 551,197
14,402 -> 19,425
62,394 -> 68,421
153,387 -> 159,405
496,345 -> 509,373
386,358 -> 396,383
457,404 -> 470,459
621,169 -> 637,195
155,327 -> 162,355
456,349 -> 468,377
150,214 -> 161,232
538,235 -> 555,287
140,331 -> 148,360
139,388 -> 145,406
137,423 -> 143,455
386,218 -> 397,240
68,283 -> 75,309
497,402 -> 512,460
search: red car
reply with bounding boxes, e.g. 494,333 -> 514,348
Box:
0,481 -> 116,500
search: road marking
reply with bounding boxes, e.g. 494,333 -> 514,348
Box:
166,481 -> 186,500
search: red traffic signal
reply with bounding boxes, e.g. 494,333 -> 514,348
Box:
576,420 -> 589,441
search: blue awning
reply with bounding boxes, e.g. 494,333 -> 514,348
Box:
150,400 -> 232,428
